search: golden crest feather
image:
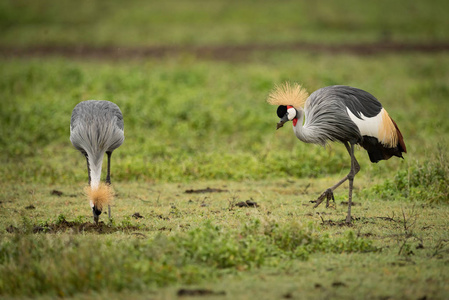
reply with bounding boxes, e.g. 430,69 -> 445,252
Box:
267,82 -> 309,109
85,183 -> 114,210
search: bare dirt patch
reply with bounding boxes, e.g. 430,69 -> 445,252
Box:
185,187 -> 228,194
1,42 -> 448,61
132,212 -> 144,219
235,200 -> 259,208
340,201 -> 360,206
51,190 -> 63,196
6,220 -> 141,234
177,288 -> 226,297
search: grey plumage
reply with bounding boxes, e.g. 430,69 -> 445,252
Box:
320,85 -> 383,118
70,100 -> 124,177
70,100 -> 124,222
297,86 -> 365,146
270,83 -> 406,224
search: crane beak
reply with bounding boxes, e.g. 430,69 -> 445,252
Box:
276,115 -> 289,130
92,206 -> 102,224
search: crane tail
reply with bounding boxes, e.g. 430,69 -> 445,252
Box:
357,108 -> 406,163
390,117 -> 407,153
360,115 -> 406,163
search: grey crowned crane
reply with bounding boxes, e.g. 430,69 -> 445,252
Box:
70,100 -> 124,224
268,83 -> 406,224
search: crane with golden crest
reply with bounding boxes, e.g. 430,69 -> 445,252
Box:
70,100 -> 124,224
268,83 -> 406,224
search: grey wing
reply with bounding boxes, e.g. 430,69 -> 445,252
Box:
99,101 -> 124,151
70,101 -> 86,130
70,101 -> 92,151
113,105 -> 124,131
102,100 -> 124,131
304,87 -> 364,144
327,86 -> 383,119
70,100 -> 124,152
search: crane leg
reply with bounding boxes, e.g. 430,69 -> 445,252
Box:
106,151 -> 112,185
93,211 -> 99,224
346,143 -> 360,224
84,152 -> 91,185
106,151 -> 112,221
313,143 -> 360,223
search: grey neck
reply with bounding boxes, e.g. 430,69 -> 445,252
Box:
292,109 -> 323,145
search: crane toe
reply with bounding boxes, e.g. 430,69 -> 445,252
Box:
313,188 -> 335,208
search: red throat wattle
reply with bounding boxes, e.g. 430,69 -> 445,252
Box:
287,105 -> 298,126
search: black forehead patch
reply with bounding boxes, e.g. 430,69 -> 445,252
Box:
277,105 -> 287,118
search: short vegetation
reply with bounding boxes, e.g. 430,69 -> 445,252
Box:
1,0 -> 449,299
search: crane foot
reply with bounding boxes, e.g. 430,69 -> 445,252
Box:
313,188 -> 335,208
345,214 -> 352,224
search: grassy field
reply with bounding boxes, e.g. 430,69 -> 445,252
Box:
1,1 -> 449,299
1,0 -> 449,47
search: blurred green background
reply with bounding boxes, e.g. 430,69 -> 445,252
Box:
1,0 -> 448,46
0,0 -> 448,186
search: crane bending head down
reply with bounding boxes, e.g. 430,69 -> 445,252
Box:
268,82 -> 406,224
70,100 -> 124,224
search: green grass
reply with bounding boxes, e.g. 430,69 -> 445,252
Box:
1,180 -> 449,299
0,216 -> 377,297
1,0 -> 449,47
1,0 -> 449,299
1,53 -> 448,185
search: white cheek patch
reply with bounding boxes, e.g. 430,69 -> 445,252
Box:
287,107 -> 297,121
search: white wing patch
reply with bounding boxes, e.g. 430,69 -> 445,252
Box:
346,107 -> 398,147
346,107 -> 382,138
